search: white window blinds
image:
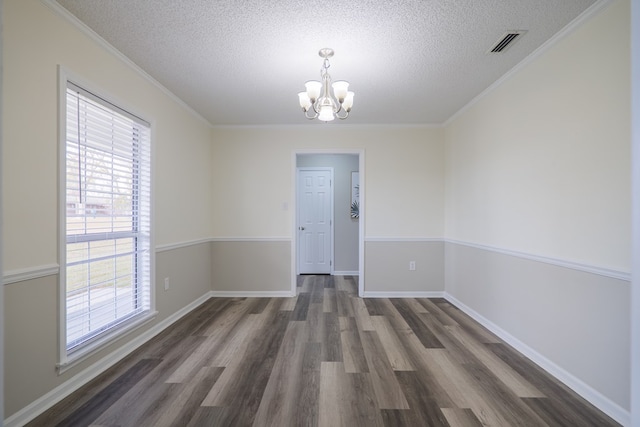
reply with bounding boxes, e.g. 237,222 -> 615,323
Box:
65,82 -> 151,353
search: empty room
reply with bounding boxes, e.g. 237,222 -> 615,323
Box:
2,0 -> 638,426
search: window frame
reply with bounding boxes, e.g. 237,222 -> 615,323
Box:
57,67 -> 156,373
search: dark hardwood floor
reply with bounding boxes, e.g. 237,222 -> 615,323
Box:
29,275 -> 620,426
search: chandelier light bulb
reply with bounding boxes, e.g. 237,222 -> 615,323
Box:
343,92 -> 355,111
304,81 -> 322,103
298,92 -> 311,111
298,48 -> 353,121
332,81 -> 349,103
318,104 -> 335,121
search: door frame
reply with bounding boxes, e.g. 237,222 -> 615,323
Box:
631,0 -> 639,422
291,149 -> 365,297
296,167 -> 334,275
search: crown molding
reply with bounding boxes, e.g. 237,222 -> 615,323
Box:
211,122 -> 444,131
40,0 -> 213,128
443,0 -> 615,127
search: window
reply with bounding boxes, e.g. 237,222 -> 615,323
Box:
62,80 -> 152,361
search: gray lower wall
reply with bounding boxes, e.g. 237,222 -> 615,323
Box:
6,238 -> 630,420
156,242 -> 213,314
4,274 -> 59,418
209,239 -> 445,295
4,241 -> 212,419
444,241 -> 630,412
211,240 -> 291,293
364,240 -> 445,293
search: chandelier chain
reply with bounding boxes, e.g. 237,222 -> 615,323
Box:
321,58 -> 330,79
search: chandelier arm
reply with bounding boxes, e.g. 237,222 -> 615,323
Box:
304,107 -> 319,119
335,108 -> 349,120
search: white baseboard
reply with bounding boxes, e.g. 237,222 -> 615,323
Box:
4,291 -> 214,427
363,291 -> 445,298
210,290 -> 295,298
444,293 -> 630,427
333,271 -> 359,276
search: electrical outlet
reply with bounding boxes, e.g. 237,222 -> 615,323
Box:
164,277 -> 170,291
409,261 -> 416,271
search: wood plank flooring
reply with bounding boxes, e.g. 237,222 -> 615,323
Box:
28,275 -> 620,427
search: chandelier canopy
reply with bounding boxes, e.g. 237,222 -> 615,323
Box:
298,48 -> 354,122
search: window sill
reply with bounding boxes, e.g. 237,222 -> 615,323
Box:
57,310 -> 158,375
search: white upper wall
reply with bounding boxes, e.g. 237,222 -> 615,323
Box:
2,0 -> 213,271
4,0 -> 627,272
210,126 -> 445,239
445,0 -> 631,272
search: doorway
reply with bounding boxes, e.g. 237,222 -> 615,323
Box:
292,150 -> 365,296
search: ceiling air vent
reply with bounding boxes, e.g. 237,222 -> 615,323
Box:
488,31 -> 526,53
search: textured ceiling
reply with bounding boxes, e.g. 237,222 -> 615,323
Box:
54,0 -> 599,126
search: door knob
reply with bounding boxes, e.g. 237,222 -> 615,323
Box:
299,226 -> 305,230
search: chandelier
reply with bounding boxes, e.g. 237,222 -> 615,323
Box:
298,48 -> 354,122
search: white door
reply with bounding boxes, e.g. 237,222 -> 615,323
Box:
297,168 -> 333,274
